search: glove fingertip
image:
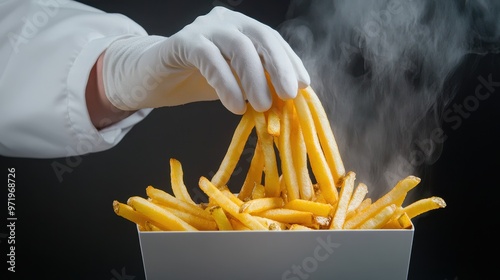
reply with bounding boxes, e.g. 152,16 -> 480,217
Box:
298,72 -> 311,89
271,75 -> 299,101
250,97 -> 272,112
223,98 -> 247,115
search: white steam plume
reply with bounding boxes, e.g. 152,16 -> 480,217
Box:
279,0 -> 500,197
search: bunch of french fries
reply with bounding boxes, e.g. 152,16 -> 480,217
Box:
113,84 -> 446,231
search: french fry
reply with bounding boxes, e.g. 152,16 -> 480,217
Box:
330,171 -> 356,229
198,176 -> 267,231
269,223 -> 282,231
253,216 -> 288,230
127,196 -> 198,231
357,204 -> 396,229
267,107 -> 281,137
289,224 -> 314,231
314,215 -> 332,229
146,186 -> 213,221
239,197 -> 284,213
279,174 -> 289,204
211,111 -> 255,188
293,92 -> 338,205
252,108 -> 280,197
313,186 -> 327,204
383,212 -> 412,229
221,189 -> 244,207
251,183 -> 266,199
402,196 -> 446,219
394,194 -> 407,208
357,198 -> 372,212
343,176 -> 421,229
345,183 -> 368,218
301,86 -> 346,185
283,199 -> 333,217
113,200 -> 148,229
254,208 -> 315,225
208,205 -> 233,231
229,218 -> 251,231
291,106 -> 313,200
278,100 -> 300,201
144,221 -> 164,231
238,141 -> 264,201
169,158 -> 196,204
397,212 -> 413,229
158,205 -> 218,230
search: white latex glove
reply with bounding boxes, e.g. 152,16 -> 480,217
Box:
102,6 -> 310,114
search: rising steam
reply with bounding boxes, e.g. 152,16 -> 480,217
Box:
279,0 -> 500,196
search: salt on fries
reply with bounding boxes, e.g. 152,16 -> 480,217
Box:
113,86 -> 446,231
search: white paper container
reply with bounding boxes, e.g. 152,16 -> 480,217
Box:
137,225 -> 414,280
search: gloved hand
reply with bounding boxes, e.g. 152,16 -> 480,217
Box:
102,6 -> 310,115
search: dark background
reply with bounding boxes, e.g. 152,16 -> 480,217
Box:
1,0 -> 499,279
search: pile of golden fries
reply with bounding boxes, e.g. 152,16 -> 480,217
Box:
113,84 -> 446,231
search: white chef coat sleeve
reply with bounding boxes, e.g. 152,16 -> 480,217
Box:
0,0 -> 153,158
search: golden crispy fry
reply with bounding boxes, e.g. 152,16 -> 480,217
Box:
358,204 -> 396,229
291,106 -> 313,200
252,108 -> 280,197
238,142 -> 264,201
403,196 -> 447,219
113,200 -> 148,228
279,175 -> 288,204
229,218 -> 250,230
127,196 -> 198,231
357,198 -> 372,212
158,205 -> 218,230
289,224 -> 314,231
301,87 -> 346,185
208,205 -> 233,231
198,176 -> 267,230
221,189 -> 244,207
346,197 -> 372,221
169,158 -> 196,204
283,199 -> 333,217
313,184 -> 333,203
346,183 -> 368,217
251,183 -> 266,200
239,197 -> 284,213
254,208 -> 315,225
331,171 -> 356,229
344,176 -> 421,229
314,215 -> 332,229
146,186 -> 213,221
278,100 -> 300,201
267,107 -> 281,137
293,92 -> 338,205
394,194 -> 407,208
269,223 -> 282,231
211,111 -> 255,188
144,221 -> 164,231
397,212 -> 413,229
383,212 -> 413,229
253,216 -> 288,230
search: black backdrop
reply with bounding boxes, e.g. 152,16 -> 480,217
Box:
1,0 -> 499,279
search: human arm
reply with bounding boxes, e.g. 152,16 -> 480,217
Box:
85,52 -> 136,130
